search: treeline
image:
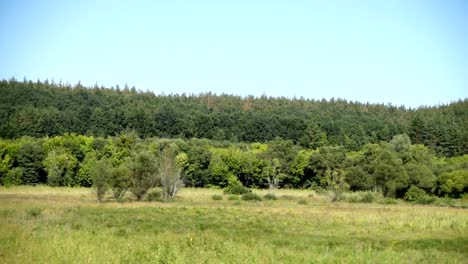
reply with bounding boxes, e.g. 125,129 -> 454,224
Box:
1,78 -> 467,157
0,133 -> 466,198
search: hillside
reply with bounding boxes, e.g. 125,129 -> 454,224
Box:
0,78 -> 467,157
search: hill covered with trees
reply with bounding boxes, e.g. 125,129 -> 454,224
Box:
1,78 -> 466,157
0,78 -> 467,199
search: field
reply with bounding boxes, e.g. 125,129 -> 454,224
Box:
0,187 -> 467,263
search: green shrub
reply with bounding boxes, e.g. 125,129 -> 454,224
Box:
437,170 -> 468,198
331,193 -> 345,202
433,197 -> 455,207
404,186 -> 435,205
346,194 -> 360,203
280,195 -> 296,200
90,159 -> 110,203
108,165 -> 130,200
298,199 -> 308,205
310,185 -> 327,194
227,195 -> 239,201
264,193 -> 278,200
3,167 -> 24,187
241,193 -> 262,201
146,190 -> 163,202
212,194 -> 223,201
360,192 -> 376,203
346,192 -> 377,203
224,181 -> 251,195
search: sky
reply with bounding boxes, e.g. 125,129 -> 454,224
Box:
0,0 -> 467,108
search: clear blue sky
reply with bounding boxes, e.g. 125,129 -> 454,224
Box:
1,0 -> 467,107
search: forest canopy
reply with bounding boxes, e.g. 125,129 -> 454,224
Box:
0,78 -> 467,198
1,78 -> 466,157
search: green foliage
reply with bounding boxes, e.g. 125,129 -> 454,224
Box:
404,186 -> 435,205
76,152 -> 97,187
299,121 -> 328,149
16,140 -> 45,185
360,192 -> 377,203
371,145 -> 409,197
405,162 -> 436,191
224,181 -> 251,195
264,193 -> 278,200
437,170 -> 468,198
262,138 -> 300,187
289,149 -> 312,187
391,134 -> 412,153
159,146 -> 183,200
108,165 -> 131,200
227,195 -> 240,200
43,149 -> 78,186
345,165 -> 374,191
3,167 -> 24,186
89,159 -> 111,203
211,194 -> 223,200
297,199 -> 308,205
330,169 -> 349,202
241,192 -> 262,201
433,196 -> 455,207
125,150 -> 158,201
178,143 -> 211,187
379,198 -> 399,205
208,146 -> 259,187
308,146 -> 346,189
208,156 -> 232,187
347,192 -> 377,203
262,158 -> 282,190
146,190 -> 163,202
2,79 -> 467,157
0,141 -> 15,183
0,106 -> 465,201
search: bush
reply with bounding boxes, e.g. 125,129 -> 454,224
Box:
241,193 -> 262,201
310,185 -> 327,194
433,197 -> 455,207
331,193 -> 345,202
346,195 -> 360,203
347,192 -> 377,204
404,186 -> 435,205
146,190 -> 163,202
90,159 -> 110,203
264,193 -> 278,200
461,193 -> 468,200
108,165 -> 130,200
360,192 -> 376,203
3,167 -> 24,186
280,195 -> 296,200
227,195 -> 240,201
212,194 -> 223,201
298,199 -> 308,205
224,181 -> 251,195
126,150 -> 159,201
379,198 -> 399,205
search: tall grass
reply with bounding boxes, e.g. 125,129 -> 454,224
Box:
0,186 -> 467,263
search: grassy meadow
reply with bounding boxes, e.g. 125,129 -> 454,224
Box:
0,186 -> 467,263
